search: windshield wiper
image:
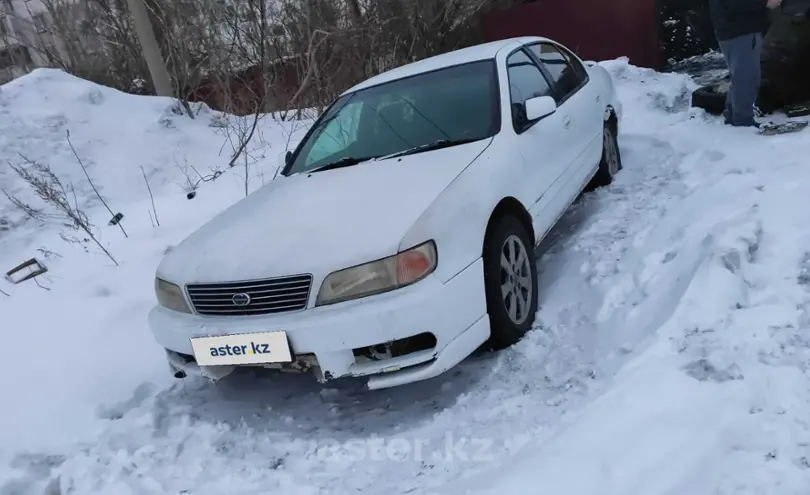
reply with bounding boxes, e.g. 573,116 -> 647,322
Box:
378,138 -> 480,160
309,156 -> 377,174
308,138 -> 480,174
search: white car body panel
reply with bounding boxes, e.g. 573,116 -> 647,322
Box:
150,257 -> 488,390
148,36 -> 622,389
156,139 -> 492,284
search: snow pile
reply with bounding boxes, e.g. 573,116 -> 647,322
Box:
0,69 -> 308,465
1,61 -> 810,495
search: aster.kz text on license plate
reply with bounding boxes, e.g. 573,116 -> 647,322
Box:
190,331 -> 292,366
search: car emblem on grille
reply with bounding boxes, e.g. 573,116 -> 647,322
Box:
232,293 -> 251,307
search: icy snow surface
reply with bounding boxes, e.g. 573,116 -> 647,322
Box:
2,62 -> 810,494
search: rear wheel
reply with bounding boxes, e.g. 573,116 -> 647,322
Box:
588,121 -> 623,189
482,215 -> 538,350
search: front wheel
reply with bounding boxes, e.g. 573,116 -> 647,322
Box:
482,215 -> 539,350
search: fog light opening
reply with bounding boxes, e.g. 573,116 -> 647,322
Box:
353,332 -> 437,363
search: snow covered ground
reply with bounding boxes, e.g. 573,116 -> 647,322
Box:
2,60 -> 810,495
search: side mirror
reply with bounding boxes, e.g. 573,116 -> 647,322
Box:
524,95 -> 557,121
276,150 -> 293,167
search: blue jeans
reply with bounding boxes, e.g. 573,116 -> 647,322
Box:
719,32 -> 763,127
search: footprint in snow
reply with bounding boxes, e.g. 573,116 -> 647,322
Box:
82,88 -> 104,105
798,252 -> 810,287
683,358 -> 744,383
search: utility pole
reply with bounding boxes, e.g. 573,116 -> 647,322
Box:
125,0 -> 172,97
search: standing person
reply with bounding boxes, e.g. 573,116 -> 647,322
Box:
709,0 -> 782,127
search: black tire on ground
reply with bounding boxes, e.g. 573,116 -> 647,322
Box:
691,81 -> 770,116
482,215 -> 539,350
691,82 -> 729,115
587,120 -> 623,190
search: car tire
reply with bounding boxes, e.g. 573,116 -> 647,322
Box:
692,81 -> 772,116
588,121 -> 623,189
691,82 -> 729,115
482,214 -> 539,350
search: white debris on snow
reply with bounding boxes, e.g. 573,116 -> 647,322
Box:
1,59 -> 809,495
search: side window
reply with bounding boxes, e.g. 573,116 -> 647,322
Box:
559,45 -> 589,82
528,43 -> 587,103
505,49 -> 554,131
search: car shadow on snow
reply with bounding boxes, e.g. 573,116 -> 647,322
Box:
143,188 -> 606,441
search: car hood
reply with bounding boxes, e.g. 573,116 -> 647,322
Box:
157,138 -> 492,284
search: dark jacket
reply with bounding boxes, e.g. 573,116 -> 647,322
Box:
709,0 -> 770,41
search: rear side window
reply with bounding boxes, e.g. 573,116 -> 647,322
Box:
505,49 -> 554,131
527,43 -> 588,104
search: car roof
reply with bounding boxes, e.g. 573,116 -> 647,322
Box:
341,36 -> 551,95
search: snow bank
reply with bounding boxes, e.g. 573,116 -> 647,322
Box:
2,60 -> 810,495
0,69 -> 308,456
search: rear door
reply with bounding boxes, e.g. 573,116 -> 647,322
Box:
526,42 -> 602,181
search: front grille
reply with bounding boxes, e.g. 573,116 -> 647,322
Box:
186,274 -> 312,316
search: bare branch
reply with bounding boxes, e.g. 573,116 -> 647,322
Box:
140,166 -> 160,226
65,130 -> 128,238
7,156 -> 118,266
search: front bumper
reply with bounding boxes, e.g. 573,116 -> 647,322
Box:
148,258 -> 489,389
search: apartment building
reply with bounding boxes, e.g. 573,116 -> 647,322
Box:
0,0 -> 57,83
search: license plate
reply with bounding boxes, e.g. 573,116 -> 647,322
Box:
190,331 -> 292,366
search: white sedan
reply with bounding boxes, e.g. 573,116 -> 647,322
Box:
148,36 -> 623,390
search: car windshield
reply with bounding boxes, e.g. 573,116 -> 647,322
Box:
284,60 -> 500,175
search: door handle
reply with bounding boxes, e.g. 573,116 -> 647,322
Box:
563,115 -> 571,129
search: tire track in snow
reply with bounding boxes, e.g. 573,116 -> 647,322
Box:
459,117 -> 810,495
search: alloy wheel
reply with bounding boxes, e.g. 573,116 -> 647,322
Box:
604,127 -> 620,176
500,234 -> 533,325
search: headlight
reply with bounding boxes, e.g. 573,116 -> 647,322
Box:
316,240 -> 438,306
155,278 -> 192,313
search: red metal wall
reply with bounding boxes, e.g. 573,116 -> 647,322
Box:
481,0 -> 662,69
